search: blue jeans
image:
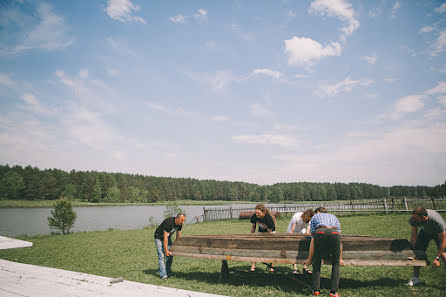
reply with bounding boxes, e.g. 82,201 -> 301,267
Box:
154,237 -> 173,278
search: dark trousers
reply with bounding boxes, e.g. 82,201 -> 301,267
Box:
312,228 -> 341,292
414,229 -> 446,259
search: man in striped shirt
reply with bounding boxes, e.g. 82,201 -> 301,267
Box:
303,207 -> 343,297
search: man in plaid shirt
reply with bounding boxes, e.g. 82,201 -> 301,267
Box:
303,207 -> 343,297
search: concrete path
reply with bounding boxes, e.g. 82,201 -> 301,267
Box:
0,259 -> 228,297
0,236 -> 33,250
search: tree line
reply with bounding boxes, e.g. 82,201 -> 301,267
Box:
0,164 -> 445,203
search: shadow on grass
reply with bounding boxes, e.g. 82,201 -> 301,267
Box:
143,265 -> 444,294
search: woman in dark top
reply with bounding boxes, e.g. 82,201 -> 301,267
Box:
249,204 -> 276,272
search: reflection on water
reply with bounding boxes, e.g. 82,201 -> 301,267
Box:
0,204 -> 257,237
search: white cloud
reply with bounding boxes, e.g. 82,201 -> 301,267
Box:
435,3 -> 446,14
250,104 -> 271,117
233,133 -> 298,148
0,73 -> 16,88
438,95 -> 446,107
362,54 -> 377,65
107,37 -> 137,57
112,150 -> 126,161
431,30 -> 446,56
394,95 -> 425,114
193,8 -> 208,21
379,94 -> 426,121
2,3 -> 74,54
369,7 -> 382,18
252,69 -> 282,79
211,115 -> 229,122
145,101 -> 168,112
79,69 -> 89,79
232,24 -> 255,41
273,123 -> 446,185
170,14 -> 185,24
391,1 -> 401,19
379,81 -> 446,121
420,26 -> 433,33
183,70 -> 239,91
384,77 -> 399,83
106,67 -> 119,77
424,106 -> 446,120
64,104 -> 122,151
284,36 -> 341,67
426,81 -> 446,95
309,0 -> 359,38
316,76 -> 373,97
105,0 -> 146,24
18,93 -> 47,114
170,9 -> 207,24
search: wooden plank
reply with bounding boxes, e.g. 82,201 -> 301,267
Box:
172,246 -> 415,261
174,236 -> 411,252
171,252 -> 426,266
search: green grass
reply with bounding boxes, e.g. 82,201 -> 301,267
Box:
1,213 -> 445,296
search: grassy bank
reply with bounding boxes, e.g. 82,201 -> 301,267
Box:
0,199 -> 258,208
1,214 -> 445,296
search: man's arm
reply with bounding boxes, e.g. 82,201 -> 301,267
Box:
433,231 -> 446,267
176,230 -> 181,238
163,230 -> 171,257
304,225 -> 311,236
250,223 -> 256,233
290,223 -> 296,233
303,237 -> 314,267
410,226 -> 418,248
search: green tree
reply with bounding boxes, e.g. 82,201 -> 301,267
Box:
163,201 -> 185,218
91,177 -> 102,203
62,183 -> 77,199
47,197 -> 77,234
105,185 -> 121,202
0,171 -> 25,199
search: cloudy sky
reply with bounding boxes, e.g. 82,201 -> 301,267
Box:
1,0 -> 445,186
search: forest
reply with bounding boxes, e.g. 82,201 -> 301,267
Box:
0,164 -> 445,203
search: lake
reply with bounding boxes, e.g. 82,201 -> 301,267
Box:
0,204 -> 257,237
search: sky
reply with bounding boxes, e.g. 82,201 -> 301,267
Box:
0,0 -> 446,187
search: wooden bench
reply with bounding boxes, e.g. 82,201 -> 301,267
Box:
171,233 -> 426,280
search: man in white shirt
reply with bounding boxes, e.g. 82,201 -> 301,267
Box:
287,209 -> 314,273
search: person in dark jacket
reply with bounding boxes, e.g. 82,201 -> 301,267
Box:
249,204 -> 276,272
154,213 -> 185,279
407,206 -> 446,286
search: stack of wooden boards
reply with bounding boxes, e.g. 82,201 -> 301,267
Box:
171,233 -> 426,267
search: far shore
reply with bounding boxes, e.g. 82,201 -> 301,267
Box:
0,199 -> 260,208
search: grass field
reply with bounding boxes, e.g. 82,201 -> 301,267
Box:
1,213 -> 445,296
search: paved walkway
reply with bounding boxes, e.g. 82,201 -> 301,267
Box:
0,259 -> 228,297
0,236 -> 227,297
0,236 -> 33,250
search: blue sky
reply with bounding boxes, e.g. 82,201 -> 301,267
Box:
1,0 -> 445,186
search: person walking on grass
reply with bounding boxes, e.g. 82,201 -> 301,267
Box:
249,204 -> 276,273
154,213 -> 186,279
407,206 -> 446,286
303,207 -> 343,297
287,209 -> 314,274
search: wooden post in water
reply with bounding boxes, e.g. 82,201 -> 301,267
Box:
383,198 -> 388,214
